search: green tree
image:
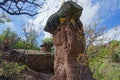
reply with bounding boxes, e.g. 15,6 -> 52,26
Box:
42,37 -> 53,43
0,27 -> 21,49
0,13 -> 10,23
22,26 -> 38,50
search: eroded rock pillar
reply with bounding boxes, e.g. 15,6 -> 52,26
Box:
44,1 -> 94,80
51,20 -> 85,80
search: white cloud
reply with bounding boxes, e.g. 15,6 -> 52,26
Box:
105,26 -> 120,41
80,0 -> 100,25
23,0 -> 120,44
96,26 -> 120,44
27,0 -> 63,39
28,0 -> 100,39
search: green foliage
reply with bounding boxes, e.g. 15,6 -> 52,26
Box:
89,58 -> 104,80
0,60 -> 26,79
99,61 -> 120,80
0,13 -> 10,23
2,27 -> 18,40
88,41 -> 120,80
22,28 -> 39,50
0,19 -> 4,23
0,27 -> 21,49
111,48 -> 120,63
13,41 -> 24,49
87,45 -> 108,58
110,41 -> 120,46
42,37 -> 53,43
27,30 -> 38,48
0,27 -> 40,51
3,27 -> 11,40
0,35 -> 4,41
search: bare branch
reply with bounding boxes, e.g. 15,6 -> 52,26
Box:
0,0 -> 42,16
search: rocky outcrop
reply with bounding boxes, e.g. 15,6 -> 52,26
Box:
40,42 -> 53,52
44,1 -> 94,80
2,50 -> 54,72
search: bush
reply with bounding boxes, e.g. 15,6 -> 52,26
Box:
0,60 -> 26,80
88,41 -> 120,80
111,48 -> 120,63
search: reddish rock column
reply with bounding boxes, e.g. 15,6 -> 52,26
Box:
44,1 -> 94,80
51,20 -> 85,80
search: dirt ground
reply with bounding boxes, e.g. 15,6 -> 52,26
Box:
20,68 -> 54,80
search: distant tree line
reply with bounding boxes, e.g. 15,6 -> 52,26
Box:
0,27 -> 40,51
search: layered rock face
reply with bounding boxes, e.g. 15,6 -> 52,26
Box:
44,1 -> 94,80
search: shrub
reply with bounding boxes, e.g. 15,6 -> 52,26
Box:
111,48 -> 120,63
0,60 -> 26,80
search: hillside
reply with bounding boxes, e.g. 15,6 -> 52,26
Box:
88,41 -> 120,80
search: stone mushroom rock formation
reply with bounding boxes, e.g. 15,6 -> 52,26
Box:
44,1 -> 83,34
44,1 -> 94,80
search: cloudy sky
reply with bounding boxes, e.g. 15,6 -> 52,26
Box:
0,0 -> 120,45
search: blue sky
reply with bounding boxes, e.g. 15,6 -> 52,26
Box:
0,0 -> 120,45
102,10 -> 120,29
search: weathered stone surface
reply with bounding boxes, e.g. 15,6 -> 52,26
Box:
44,1 -> 83,34
2,50 -> 54,72
40,42 -> 53,52
51,19 -> 85,80
44,1 -> 94,80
